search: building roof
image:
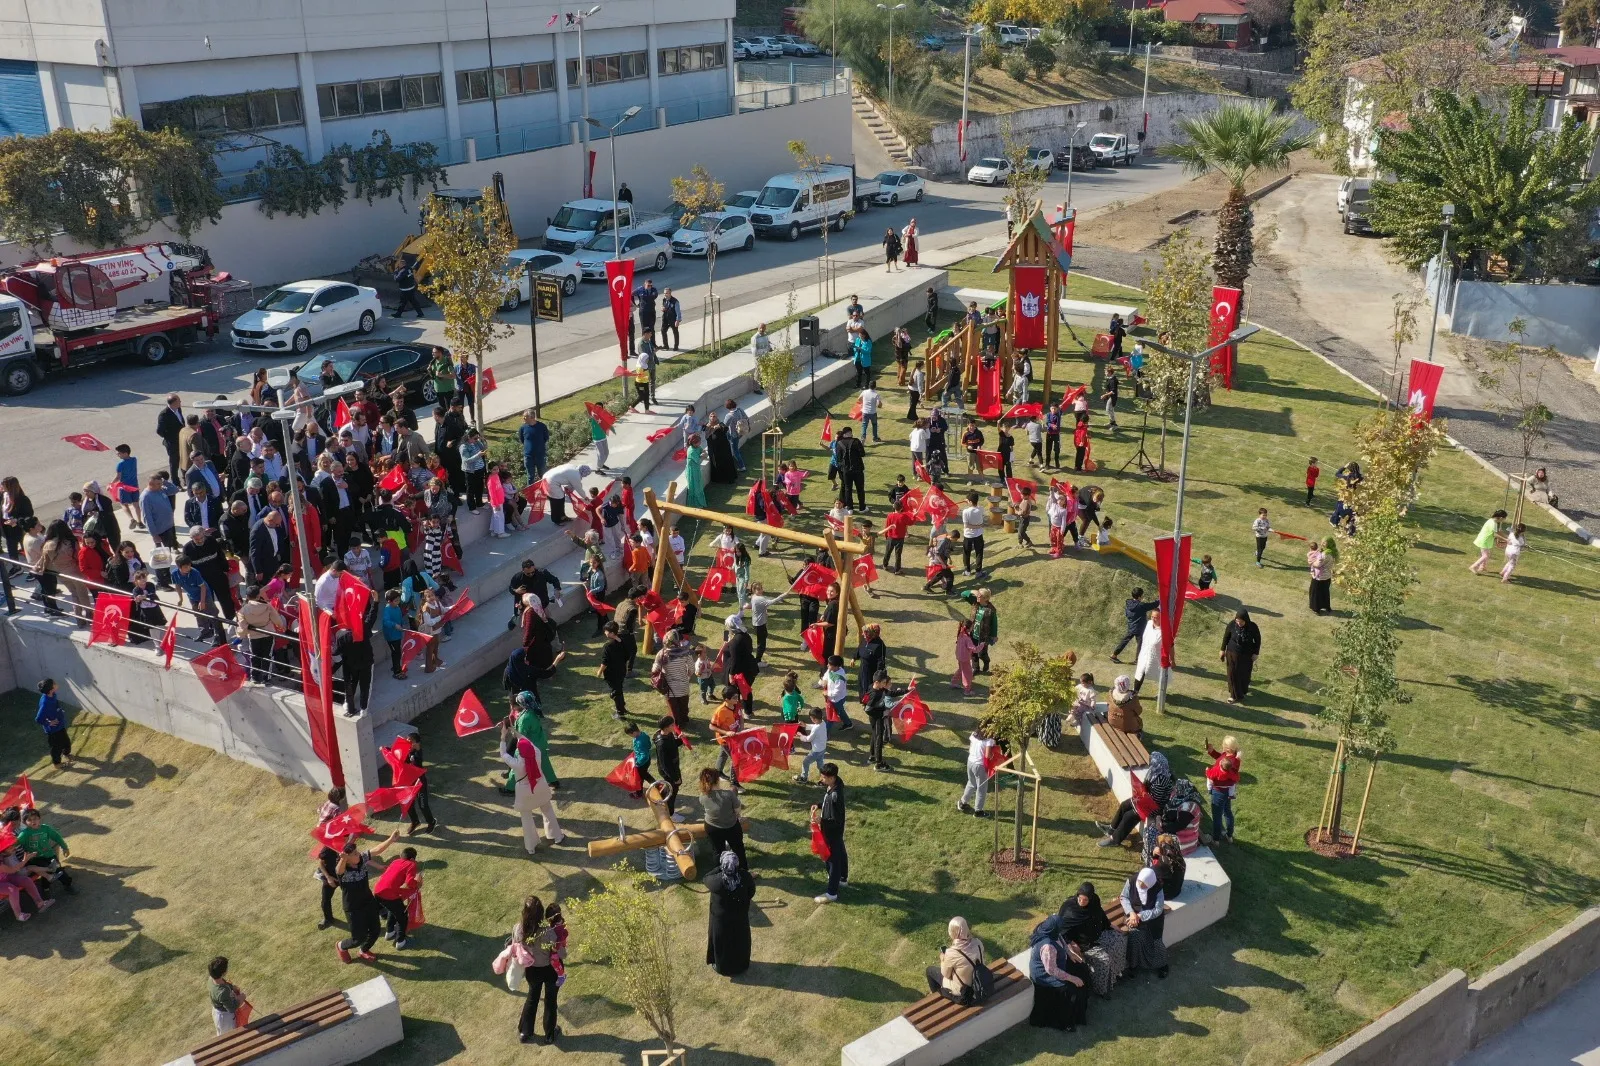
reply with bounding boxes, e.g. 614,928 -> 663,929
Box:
1160,0 -> 1250,23
1538,46 -> 1600,68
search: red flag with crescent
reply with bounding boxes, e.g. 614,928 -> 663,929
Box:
646,427 -> 674,443
1208,285 -> 1243,390
364,783 -> 422,815
1005,477 -> 1036,507
441,593 -> 476,624
851,554 -> 878,588
646,598 -> 683,633
899,488 -> 924,515
983,742 -> 1006,779
892,682 -> 931,743
399,630 -> 433,672
920,486 -> 957,525
334,398 -> 352,430
913,458 -> 932,484
311,804 -> 376,852
334,573 -> 372,641
802,622 -> 829,664
296,598 -> 341,780
584,402 -> 618,434
190,645 -> 247,703
605,259 -> 635,371
759,481 -> 786,528
1003,402 -> 1043,422
523,481 -> 548,522
605,756 -> 644,792
728,728 -> 773,782
792,563 -> 837,600
768,723 -> 800,770
820,415 -> 833,444
61,433 -> 109,451
88,592 -> 133,647
1153,533 -> 1192,670
379,465 -> 406,492
453,689 -> 495,736
699,566 -> 733,603
0,774 -> 33,813
585,589 -> 615,614
440,535 -> 464,575
381,734 -> 426,787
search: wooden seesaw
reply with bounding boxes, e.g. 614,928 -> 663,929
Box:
587,779 -> 750,880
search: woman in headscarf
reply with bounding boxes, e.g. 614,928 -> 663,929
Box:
682,433 -> 707,508
1057,882 -> 1125,997
497,719 -> 563,853
1120,866 -> 1169,978
926,916 -> 985,1002
1105,675 -> 1143,737
514,690 -> 558,789
722,613 -> 758,719
1220,608 -> 1262,704
705,415 -> 738,485
1097,750 -> 1173,849
1307,537 -> 1335,615
1027,915 -> 1090,1030
1156,834 -> 1186,898
704,849 -> 754,976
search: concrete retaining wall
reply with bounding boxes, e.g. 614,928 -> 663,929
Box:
1449,280 -> 1600,360
0,93 -> 851,288
1468,908 -> 1600,1048
1305,970 -> 1471,1066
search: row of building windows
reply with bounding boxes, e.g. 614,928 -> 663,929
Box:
143,45 -> 726,131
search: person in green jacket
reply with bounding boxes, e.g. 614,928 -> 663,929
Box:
17,807 -> 72,893
428,348 -> 456,408
590,414 -> 611,472
959,587 -> 999,675
780,670 -> 807,723
514,690 -> 559,790
1468,509 -> 1508,574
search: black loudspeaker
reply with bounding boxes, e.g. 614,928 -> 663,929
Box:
798,315 -> 820,347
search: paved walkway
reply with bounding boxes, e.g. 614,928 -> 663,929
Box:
1455,965 -> 1600,1065
1070,172 -> 1600,525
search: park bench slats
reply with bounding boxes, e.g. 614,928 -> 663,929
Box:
190,989 -> 353,1066
903,959 -> 1028,1039
1092,722 -> 1150,771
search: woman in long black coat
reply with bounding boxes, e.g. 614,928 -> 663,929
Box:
1220,608 -> 1262,704
705,849 -> 754,976
706,416 -> 739,485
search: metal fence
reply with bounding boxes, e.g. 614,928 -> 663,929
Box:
737,60 -> 842,85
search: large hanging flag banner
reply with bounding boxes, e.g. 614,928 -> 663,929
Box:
88,593 -> 133,647
1153,534 -> 1193,670
1011,267 -> 1048,350
1208,286 -> 1243,390
1406,359 -> 1444,421
296,598 -> 342,783
605,259 -> 635,374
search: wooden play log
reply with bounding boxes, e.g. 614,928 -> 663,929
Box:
586,782 -> 751,880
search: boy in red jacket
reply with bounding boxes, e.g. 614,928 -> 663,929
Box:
882,508 -> 910,575
1205,736 -> 1241,844
1305,457 -> 1320,505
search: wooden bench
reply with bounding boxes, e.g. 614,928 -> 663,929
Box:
1091,721 -> 1150,772
190,991 -> 353,1066
902,958 -> 1028,1041
1080,706 -> 1149,803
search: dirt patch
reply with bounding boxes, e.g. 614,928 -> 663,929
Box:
991,847 -> 1045,882
1078,150 -> 1337,255
1304,826 -> 1360,859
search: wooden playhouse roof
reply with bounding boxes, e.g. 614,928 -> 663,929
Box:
992,207 -> 1073,275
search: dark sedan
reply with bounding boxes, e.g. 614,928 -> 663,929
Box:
287,340 -> 447,405
1054,144 -> 1097,171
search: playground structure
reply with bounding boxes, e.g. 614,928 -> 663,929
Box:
587,779 -> 752,880
639,485 -> 875,660
1095,534 -> 1216,601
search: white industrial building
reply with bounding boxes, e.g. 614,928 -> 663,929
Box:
0,0 -> 739,168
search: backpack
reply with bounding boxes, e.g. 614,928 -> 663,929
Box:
963,943 -> 995,1005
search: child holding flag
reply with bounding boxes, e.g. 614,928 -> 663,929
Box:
957,727 -> 997,816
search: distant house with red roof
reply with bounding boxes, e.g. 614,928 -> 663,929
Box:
1158,0 -> 1254,49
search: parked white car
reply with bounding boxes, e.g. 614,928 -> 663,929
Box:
1337,176 -> 1354,216
231,280 -> 381,354
874,170 -> 926,204
671,212 -> 756,256
724,190 -> 762,215
502,249 -> 582,309
1023,147 -> 1054,175
966,156 -> 1013,185
733,38 -> 752,61
746,36 -> 784,58
573,230 -> 674,279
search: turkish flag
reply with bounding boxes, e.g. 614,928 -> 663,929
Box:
976,450 -> 1005,475
311,804 -> 375,852
983,741 -> 1006,779
899,488 -> 924,516
364,782 -> 422,815
453,689 -> 495,736
913,458 -> 932,484
584,402 -> 618,434
381,734 -> 426,787
335,573 -> 372,641
920,487 -> 957,526
296,598 -> 341,780
1406,359 -> 1444,421
1153,533 -> 1192,670
728,728 -> 773,782
892,683 -> 931,743
810,821 -> 832,861
62,433 -> 109,451
646,598 -> 683,633
792,563 -> 837,600
671,447 -> 687,462
481,367 -> 498,394
1131,773 -> 1159,819
1011,266 -> 1048,349
441,535 -> 464,576
159,612 -> 179,667
957,117 -> 969,163
190,645 -> 247,703
851,555 -> 878,588
849,397 -> 863,420
523,481 -> 548,522
646,427 -> 673,443
0,774 -> 34,812
379,465 -> 406,493
334,398 -> 352,429
768,723 -> 800,770
1002,402 -> 1042,422
1208,285 -> 1244,390
824,513 -> 845,536
803,622 -> 830,664
1005,477 -> 1036,507
399,630 -> 433,671
88,593 -> 134,647
605,259 -> 636,370
585,589 -> 615,614
441,593 -> 475,624
820,415 -> 833,444
699,566 -> 733,603
605,756 -> 644,792
759,481 -> 785,528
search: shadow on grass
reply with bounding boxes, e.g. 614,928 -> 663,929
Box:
734,958 -> 922,1002
557,1032 -> 779,1065
3,860 -> 169,962
1448,674 -> 1596,735
374,1016 -> 466,1066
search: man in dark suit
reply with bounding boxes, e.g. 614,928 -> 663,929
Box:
226,437 -> 255,496
249,509 -> 291,585
183,481 -> 223,534
232,476 -> 268,525
185,452 -> 223,499
434,399 -> 469,499
156,393 -> 185,477
220,499 -> 252,561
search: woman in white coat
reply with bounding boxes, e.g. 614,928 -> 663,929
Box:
498,719 -> 563,851
1133,615 -> 1165,695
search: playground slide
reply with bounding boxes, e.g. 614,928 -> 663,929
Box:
976,358 -> 1003,421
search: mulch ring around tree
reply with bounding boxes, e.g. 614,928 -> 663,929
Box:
1304,826 -> 1360,859
991,848 -> 1044,882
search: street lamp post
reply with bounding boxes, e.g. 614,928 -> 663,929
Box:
1065,120 -> 1087,207
573,5 -> 602,196
589,105 -> 644,407
958,30 -> 978,171
1424,203 -> 1455,364
1137,325 -> 1262,717
876,3 -> 907,111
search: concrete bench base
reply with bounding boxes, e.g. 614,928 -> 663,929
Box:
1079,703 -> 1144,803
841,950 -> 1035,1066
165,977 -> 401,1066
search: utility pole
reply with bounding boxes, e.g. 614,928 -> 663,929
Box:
1425,203 -> 1455,363
959,30 -> 976,170
1141,43 -> 1151,145
573,5 -> 601,196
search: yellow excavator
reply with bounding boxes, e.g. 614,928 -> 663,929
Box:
353,172 -> 511,286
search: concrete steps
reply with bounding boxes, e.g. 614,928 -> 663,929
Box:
853,92 -> 915,167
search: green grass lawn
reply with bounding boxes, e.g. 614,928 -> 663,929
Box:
917,61 -> 1223,124
4,282 -> 1597,1066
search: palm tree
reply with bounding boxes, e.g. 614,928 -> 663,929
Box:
1166,102 -> 1311,291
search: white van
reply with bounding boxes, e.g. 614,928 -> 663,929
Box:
749,164 -> 858,242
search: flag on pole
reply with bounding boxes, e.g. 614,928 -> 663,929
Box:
453,690 -> 495,736
1153,533 -> 1193,670
820,415 -> 834,444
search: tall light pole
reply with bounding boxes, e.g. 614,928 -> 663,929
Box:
1140,42 -> 1151,146
589,104 -> 643,407
830,0 -> 839,84
876,3 -> 906,111
1065,120 -> 1087,206
1425,202 -> 1455,364
572,5 -> 602,197
958,29 -> 978,170
1138,325 -> 1262,718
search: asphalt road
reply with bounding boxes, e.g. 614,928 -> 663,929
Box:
5,126 -> 1191,517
